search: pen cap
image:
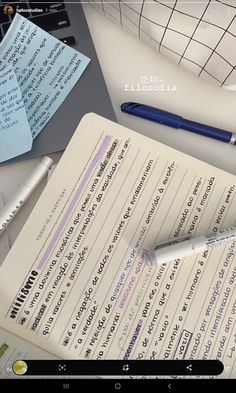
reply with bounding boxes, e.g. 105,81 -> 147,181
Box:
23,156 -> 54,189
121,102 -> 183,128
40,156 -> 54,170
146,235 -> 207,265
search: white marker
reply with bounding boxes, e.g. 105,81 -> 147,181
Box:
145,227 -> 236,265
0,156 -> 53,235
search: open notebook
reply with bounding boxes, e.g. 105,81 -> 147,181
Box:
0,113 -> 236,378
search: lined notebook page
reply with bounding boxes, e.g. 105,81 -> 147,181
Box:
0,113 -> 236,378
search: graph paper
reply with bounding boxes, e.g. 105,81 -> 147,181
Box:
87,0 -> 236,87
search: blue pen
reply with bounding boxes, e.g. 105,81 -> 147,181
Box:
121,102 -> 236,144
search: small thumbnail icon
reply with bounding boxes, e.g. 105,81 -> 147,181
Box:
12,360 -> 28,375
3,5 -> 14,15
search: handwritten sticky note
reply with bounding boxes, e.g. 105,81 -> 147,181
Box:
0,66 -> 32,162
0,14 -> 90,162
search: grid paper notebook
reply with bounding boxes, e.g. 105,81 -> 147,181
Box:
87,0 -> 236,88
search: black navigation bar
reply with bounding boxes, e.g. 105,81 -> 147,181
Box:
21,360 -> 223,376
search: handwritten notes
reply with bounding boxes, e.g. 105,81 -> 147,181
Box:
1,114 -> 236,378
0,14 -> 90,163
0,66 -> 32,162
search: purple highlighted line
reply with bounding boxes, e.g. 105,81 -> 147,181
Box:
37,135 -> 112,269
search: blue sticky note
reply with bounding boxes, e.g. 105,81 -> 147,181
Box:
0,14 -> 90,140
0,66 -> 32,163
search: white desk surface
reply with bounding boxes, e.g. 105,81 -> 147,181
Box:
1,4 -> 236,246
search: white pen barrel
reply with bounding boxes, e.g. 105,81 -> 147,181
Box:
0,186 -> 32,233
23,156 -> 53,189
0,157 -> 53,234
205,227 -> 236,247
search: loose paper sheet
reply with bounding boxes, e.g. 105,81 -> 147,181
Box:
0,66 -> 32,162
0,14 -> 90,162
